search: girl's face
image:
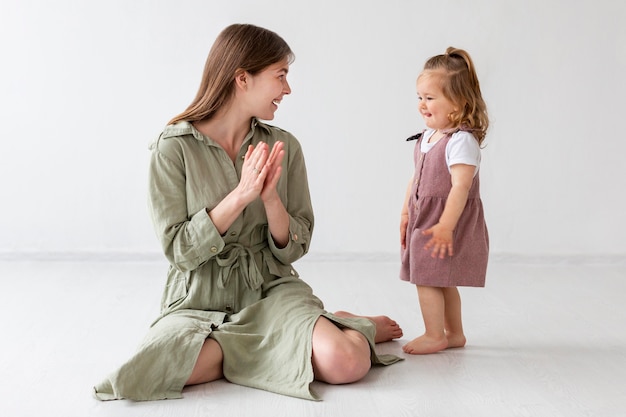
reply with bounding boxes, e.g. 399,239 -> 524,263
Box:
416,72 -> 457,131
243,58 -> 291,121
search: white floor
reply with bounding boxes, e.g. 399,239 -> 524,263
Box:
1,256 -> 625,417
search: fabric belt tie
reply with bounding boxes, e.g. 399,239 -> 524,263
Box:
215,243 -> 265,290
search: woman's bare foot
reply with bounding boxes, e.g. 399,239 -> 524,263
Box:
334,311 -> 403,343
445,332 -> 466,349
402,334 -> 448,355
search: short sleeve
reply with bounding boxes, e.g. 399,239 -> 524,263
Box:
446,131 -> 481,173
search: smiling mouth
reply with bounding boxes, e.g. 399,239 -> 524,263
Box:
272,100 -> 281,106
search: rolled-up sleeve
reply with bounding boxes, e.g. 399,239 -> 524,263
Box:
148,138 -> 225,272
267,135 -> 314,265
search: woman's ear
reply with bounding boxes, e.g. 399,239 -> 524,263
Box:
235,69 -> 248,90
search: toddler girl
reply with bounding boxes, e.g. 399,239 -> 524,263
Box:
400,47 -> 489,355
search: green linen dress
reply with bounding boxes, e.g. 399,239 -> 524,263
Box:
93,120 -> 401,401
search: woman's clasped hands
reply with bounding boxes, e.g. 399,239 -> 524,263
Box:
238,141 -> 285,205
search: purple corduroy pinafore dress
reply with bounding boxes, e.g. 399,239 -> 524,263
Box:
400,133 -> 489,287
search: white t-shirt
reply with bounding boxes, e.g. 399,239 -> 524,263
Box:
420,129 -> 481,176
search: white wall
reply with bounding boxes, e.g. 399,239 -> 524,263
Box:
1,0 -> 624,260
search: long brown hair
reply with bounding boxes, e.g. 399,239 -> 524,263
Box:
168,24 -> 294,125
420,47 -> 489,144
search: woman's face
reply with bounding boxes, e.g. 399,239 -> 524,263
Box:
416,72 -> 457,131
244,58 -> 291,121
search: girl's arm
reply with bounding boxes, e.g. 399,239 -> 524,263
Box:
422,163 -> 475,258
400,179 -> 412,249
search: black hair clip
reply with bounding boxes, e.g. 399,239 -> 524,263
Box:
406,132 -> 423,141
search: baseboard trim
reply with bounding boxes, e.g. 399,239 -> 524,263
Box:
0,250 -> 624,265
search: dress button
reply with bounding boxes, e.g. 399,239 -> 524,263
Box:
290,269 -> 296,276
230,231 -> 237,236
210,246 -> 218,253
293,233 -> 298,241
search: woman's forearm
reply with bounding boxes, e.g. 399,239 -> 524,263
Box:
263,195 -> 290,248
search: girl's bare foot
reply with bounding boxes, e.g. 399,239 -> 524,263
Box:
445,332 -> 466,349
334,311 -> 403,343
402,334 -> 448,355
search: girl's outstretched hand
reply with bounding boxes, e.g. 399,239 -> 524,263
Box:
422,224 -> 454,258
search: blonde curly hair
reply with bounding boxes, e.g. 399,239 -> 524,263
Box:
419,47 -> 489,145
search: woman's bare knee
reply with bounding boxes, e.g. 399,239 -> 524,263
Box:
328,340 -> 371,384
312,318 -> 371,384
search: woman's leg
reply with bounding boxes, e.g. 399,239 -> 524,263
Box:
186,338 -> 224,386
442,287 -> 466,348
311,316 -> 372,384
403,285 -> 448,354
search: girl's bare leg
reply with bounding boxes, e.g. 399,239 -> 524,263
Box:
403,285 -> 448,354
333,311 -> 403,343
442,287 -> 466,349
186,338 -> 224,386
311,316 -> 372,384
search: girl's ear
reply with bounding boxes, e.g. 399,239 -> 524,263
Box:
454,98 -> 465,113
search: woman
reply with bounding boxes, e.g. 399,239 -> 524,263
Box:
94,23 -> 402,402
